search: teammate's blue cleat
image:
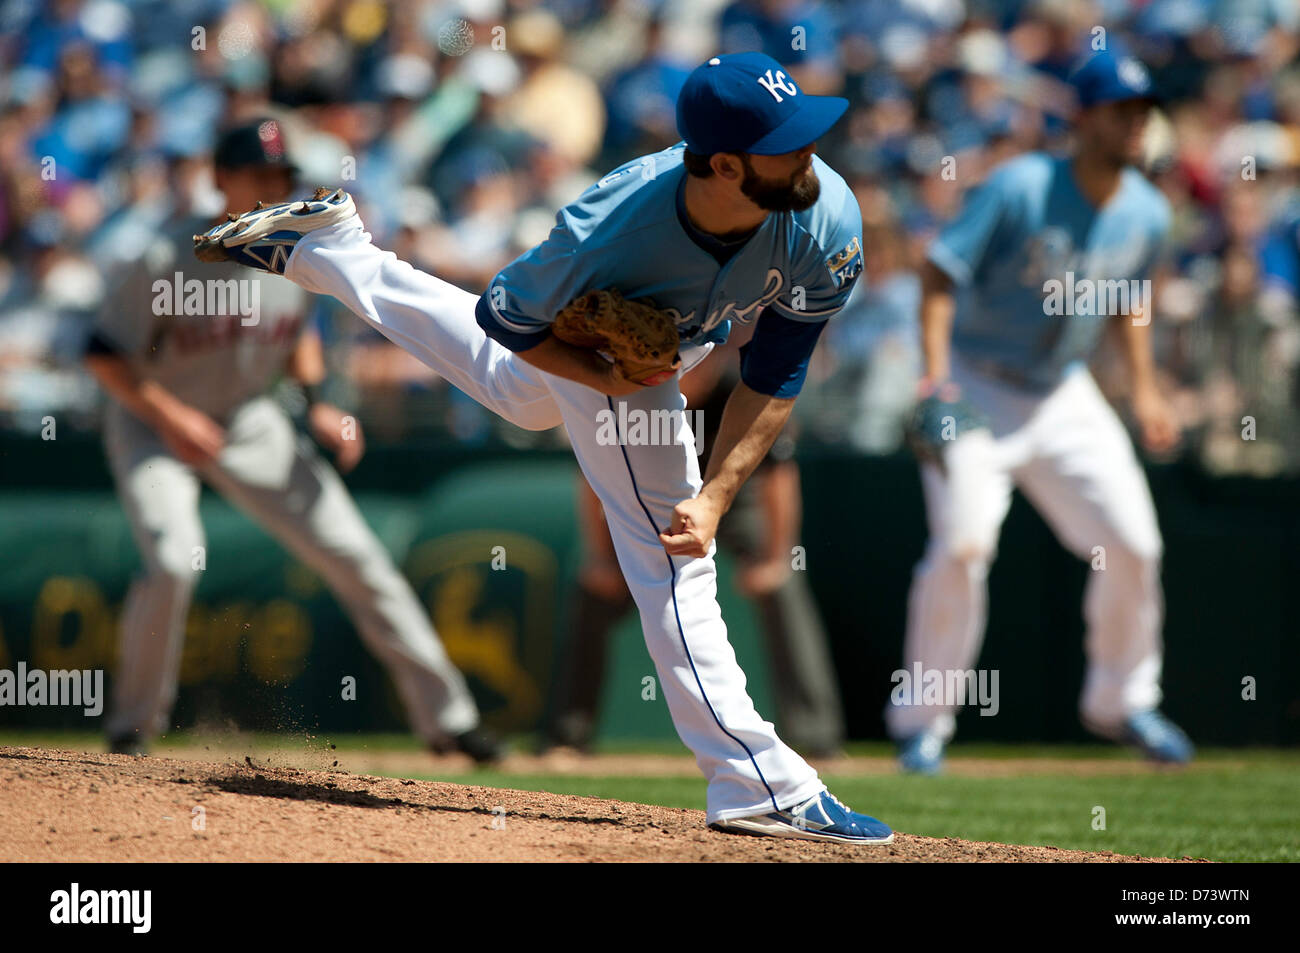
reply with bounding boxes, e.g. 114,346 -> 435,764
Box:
1085,709 -> 1194,763
1119,710 -> 1195,763
709,791 -> 894,845
898,730 -> 946,774
193,187 -> 356,274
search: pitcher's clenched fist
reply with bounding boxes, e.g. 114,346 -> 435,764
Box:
660,494 -> 725,557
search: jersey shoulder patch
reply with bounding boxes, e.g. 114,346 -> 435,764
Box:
826,234 -> 863,288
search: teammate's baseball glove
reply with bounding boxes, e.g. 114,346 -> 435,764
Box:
905,381 -> 990,469
552,289 -> 681,386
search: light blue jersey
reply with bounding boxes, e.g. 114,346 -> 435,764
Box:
476,143 -> 864,397
928,151 -> 1171,392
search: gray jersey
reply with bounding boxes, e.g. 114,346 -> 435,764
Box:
94,214 -> 309,422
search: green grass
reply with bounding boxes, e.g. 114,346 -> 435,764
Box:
406,744 -> 1300,863
836,769 -> 1298,862
414,765 -> 1298,862
3,731 -> 1295,861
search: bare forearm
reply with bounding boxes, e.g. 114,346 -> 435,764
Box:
286,326 -> 326,386
919,261 -> 956,382
701,381 -> 795,514
514,334 -> 634,394
1115,309 -> 1158,395
85,354 -> 181,427
1114,297 -> 1180,451
88,352 -> 226,464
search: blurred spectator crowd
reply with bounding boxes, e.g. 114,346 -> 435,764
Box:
1,0 -> 1299,473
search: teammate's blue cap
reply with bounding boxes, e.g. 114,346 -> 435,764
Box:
676,52 -> 848,156
1069,51 -> 1158,109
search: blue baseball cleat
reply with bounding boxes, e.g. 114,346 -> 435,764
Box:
193,187 -> 356,275
709,791 -> 894,845
1119,709 -> 1195,763
898,730 -> 946,774
1086,709 -> 1195,764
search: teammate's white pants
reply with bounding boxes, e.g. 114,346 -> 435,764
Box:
287,220 -> 826,822
104,397 -> 480,744
885,360 -> 1165,742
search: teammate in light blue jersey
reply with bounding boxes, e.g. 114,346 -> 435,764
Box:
932,149 -> 1171,391
889,51 -> 1195,772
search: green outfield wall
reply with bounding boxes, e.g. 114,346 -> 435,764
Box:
0,432 -> 1294,746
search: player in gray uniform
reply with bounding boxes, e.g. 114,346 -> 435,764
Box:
84,119 -> 501,763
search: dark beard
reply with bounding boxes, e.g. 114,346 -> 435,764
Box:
739,156 -> 821,212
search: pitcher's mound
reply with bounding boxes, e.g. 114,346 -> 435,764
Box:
0,746 -> 1183,862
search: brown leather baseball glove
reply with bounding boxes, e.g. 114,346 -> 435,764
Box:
551,289 -> 682,387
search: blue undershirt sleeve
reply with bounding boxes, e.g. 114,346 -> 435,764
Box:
738,310 -> 828,398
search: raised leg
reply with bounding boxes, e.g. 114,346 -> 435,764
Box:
285,219 -> 563,432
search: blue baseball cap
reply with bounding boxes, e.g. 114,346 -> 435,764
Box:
676,52 -> 848,156
1070,51 -> 1158,109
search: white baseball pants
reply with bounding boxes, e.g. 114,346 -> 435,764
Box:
885,359 -> 1166,742
286,219 -> 826,823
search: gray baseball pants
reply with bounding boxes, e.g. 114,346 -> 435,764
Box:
103,396 -> 480,744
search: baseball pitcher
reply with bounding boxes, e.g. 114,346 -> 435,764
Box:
889,52 -> 1194,772
84,119 -> 501,763
195,55 -> 894,844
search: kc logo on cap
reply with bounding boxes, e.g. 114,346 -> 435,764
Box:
1070,50 -> 1158,109
1117,57 -> 1151,95
676,51 -> 847,157
757,68 -> 799,104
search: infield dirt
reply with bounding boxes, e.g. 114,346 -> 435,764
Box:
0,745 -> 1196,862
